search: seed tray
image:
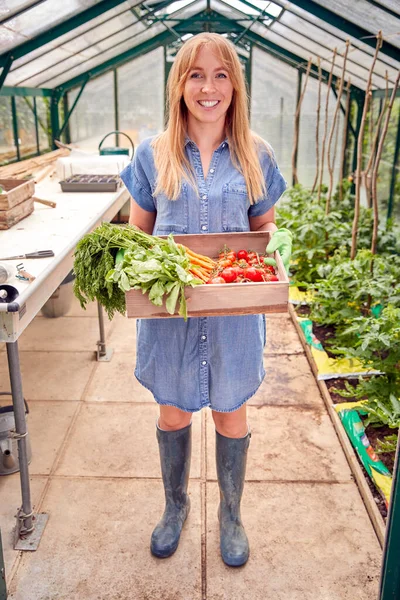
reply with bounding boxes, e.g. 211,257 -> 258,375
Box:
60,174 -> 122,192
125,231 -> 289,319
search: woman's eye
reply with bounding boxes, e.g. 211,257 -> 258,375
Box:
190,72 -> 202,78
216,73 -> 227,78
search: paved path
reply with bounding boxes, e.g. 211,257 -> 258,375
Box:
0,299 -> 382,599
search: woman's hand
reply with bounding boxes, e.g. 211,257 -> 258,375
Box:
265,228 -> 293,274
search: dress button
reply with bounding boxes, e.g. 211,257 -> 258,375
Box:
201,335 -> 207,340
201,225 -> 207,231
210,168 -> 215,173
201,360 -> 207,366
202,195 -> 207,200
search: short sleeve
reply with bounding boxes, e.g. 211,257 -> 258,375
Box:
248,145 -> 287,218
119,140 -> 156,213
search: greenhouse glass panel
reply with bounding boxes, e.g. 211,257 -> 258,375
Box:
0,0 -> 104,54
250,46 -> 297,182
297,77 -> 344,189
118,47 -> 164,149
7,2 -> 137,75
68,71 -> 114,150
312,0 -> 400,47
15,96 -> 37,158
251,22 -> 369,91
278,2 -> 400,71
35,96 -> 51,152
167,0 -> 207,20
211,0 -> 251,21
364,97 -> 400,220
41,23 -> 166,88
0,96 -> 16,164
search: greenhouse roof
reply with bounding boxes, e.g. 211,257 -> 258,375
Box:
0,0 -> 399,94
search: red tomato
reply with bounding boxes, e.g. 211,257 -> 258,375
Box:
218,259 -> 233,269
263,264 -> 275,274
220,267 -> 237,283
245,267 -> 263,282
237,249 -> 248,261
232,266 -> 245,278
269,275 -> 279,281
226,251 -> 236,262
247,252 -> 257,261
207,276 -> 226,284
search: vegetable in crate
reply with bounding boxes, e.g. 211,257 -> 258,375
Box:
73,222 -> 216,320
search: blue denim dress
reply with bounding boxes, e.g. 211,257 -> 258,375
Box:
120,136 -> 286,413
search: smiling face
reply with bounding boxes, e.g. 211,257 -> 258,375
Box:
182,45 -> 234,129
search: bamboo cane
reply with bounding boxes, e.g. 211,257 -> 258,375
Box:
364,71 -> 389,207
311,58 -> 322,194
326,41 -> 350,212
317,48 -> 337,202
370,69 -> 400,255
339,79 -> 352,201
351,31 -> 382,260
291,57 -> 312,186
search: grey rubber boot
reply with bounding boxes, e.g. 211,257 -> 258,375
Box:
150,421 -> 192,558
216,428 -> 251,567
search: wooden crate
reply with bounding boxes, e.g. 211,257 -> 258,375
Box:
0,197 -> 34,230
125,231 -> 289,318
0,179 -> 35,210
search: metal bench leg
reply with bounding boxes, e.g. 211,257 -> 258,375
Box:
6,341 -> 48,551
96,301 -> 113,362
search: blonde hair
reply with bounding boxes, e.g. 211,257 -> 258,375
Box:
152,32 -> 270,205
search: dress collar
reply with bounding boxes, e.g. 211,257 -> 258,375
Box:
184,135 -> 229,150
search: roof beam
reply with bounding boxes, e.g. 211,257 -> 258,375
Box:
287,0 -> 400,64
56,29 -> 175,94
0,86 -> 52,97
0,0 -> 130,67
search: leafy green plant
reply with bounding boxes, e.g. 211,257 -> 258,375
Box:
309,251 -> 400,342
375,434 -> 398,454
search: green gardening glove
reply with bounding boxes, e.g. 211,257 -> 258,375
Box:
264,228 -> 293,274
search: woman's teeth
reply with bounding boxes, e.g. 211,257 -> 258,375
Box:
198,100 -> 219,107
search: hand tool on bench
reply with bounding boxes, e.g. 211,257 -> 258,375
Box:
0,250 -> 54,260
33,196 -> 57,208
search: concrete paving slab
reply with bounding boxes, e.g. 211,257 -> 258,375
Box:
25,401 -> 79,475
205,481 -> 381,600
85,353 -> 152,403
55,403 -> 202,479
0,351 -> 96,401
106,313 -> 137,353
250,354 -> 324,407
206,406 -> 352,482
8,478 -> 202,600
265,314 -> 303,355
0,475 -> 47,576
17,316 -> 113,352
65,296 -> 99,317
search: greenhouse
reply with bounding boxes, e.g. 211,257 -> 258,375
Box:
0,0 -> 399,599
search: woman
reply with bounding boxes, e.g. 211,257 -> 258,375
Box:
120,32 -> 290,567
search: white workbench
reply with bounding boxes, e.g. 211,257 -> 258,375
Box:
0,176 -> 129,342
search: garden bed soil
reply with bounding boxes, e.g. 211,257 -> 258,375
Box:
328,378 -> 396,521
291,304 -> 395,523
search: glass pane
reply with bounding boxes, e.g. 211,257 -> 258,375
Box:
250,46 -> 297,182
297,77 -> 345,189
15,96 -> 37,158
284,2 -> 400,70
118,47 -> 164,149
0,96 -> 16,164
312,0 -> 400,48
9,1 -> 137,70
35,96 -> 51,152
68,71 -> 115,151
24,23 -> 165,88
0,0 -> 103,53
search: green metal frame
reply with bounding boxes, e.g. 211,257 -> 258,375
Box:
58,77 -> 89,138
0,87 -> 52,97
387,103 -> 400,220
293,68 -> 302,186
380,436 -> 400,600
0,54 -> 13,93
0,529 -> 6,600
11,96 -> 20,162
